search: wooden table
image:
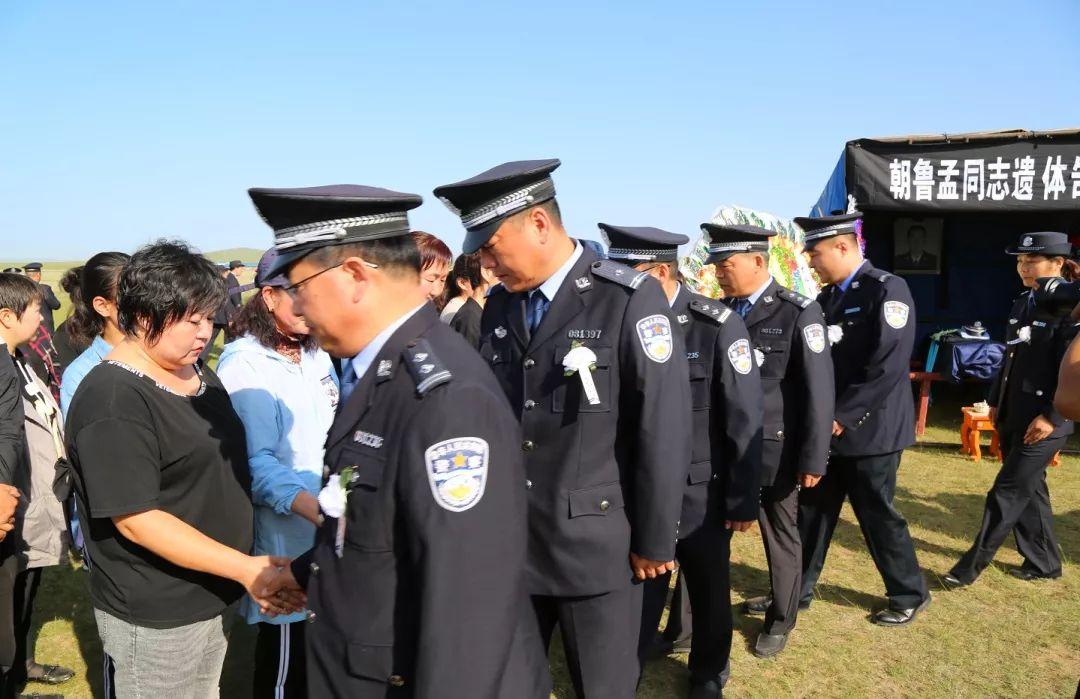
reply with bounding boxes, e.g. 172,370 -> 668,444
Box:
909,371 -> 944,437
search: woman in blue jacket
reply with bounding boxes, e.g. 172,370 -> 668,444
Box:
217,249 -> 338,697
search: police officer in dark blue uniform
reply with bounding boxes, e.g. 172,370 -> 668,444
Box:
598,224 -> 763,698
251,184 -> 549,699
946,232 -> 1077,586
797,212 -> 931,626
703,223 -> 834,658
434,162 -> 692,699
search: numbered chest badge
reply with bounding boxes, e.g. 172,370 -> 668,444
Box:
636,314 -> 673,363
425,437 -> 489,512
883,301 -> 910,329
803,323 -> 826,354
727,338 -> 753,375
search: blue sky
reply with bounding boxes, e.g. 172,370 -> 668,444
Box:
2,1 -> 1079,260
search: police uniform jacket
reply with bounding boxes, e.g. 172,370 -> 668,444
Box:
988,291 -> 1077,438
817,262 -> 915,457
479,245 -> 692,597
291,305 -> 541,699
37,283 -> 60,333
724,280 -> 833,486
671,286 -> 763,532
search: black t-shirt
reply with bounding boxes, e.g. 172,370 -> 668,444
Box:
66,361 -> 253,628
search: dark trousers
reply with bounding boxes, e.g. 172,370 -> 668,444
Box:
759,478 -> 802,634
639,568 -> 692,651
1,566 -> 41,699
532,584 -> 643,699
798,451 -> 928,610
640,522 -> 732,685
254,621 -> 307,698
951,431 -> 1065,581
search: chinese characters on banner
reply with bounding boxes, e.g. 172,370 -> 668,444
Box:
846,137 -> 1080,211
887,155 -> 1080,203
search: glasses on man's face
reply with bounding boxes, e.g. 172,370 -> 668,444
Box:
283,260 -> 381,300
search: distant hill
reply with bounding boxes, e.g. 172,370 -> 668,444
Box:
202,247 -> 265,264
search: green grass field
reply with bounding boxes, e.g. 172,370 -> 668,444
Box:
7,261 -> 1079,697
23,439 -> 1080,698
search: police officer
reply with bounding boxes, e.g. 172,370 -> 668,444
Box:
599,224 -> 762,698
252,184 -> 549,698
434,162 -> 692,699
945,232 -> 1077,586
702,223 -> 834,657
797,212 -> 931,626
22,263 -> 60,333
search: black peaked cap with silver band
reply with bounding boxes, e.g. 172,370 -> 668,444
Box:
434,159 -> 560,254
598,224 -> 688,263
793,211 -> 861,249
1005,231 -> 1072,256
701,223 -> 773,263
249,185 -> 422,278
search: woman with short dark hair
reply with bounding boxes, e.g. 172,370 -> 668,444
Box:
412,231 -> 453,309
65,240 -> 303,697
447,252 -> 495,349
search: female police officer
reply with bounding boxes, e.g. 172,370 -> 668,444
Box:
946,232 -> 1078,586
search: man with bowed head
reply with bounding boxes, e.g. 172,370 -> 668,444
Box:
435,160 -> 691,698
248,184 -> 548,698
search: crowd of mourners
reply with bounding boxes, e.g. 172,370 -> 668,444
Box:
0,232 -> 495,698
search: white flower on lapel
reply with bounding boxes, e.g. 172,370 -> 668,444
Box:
318,474 -> 348,518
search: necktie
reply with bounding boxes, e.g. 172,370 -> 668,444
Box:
732,298 -> 752,320
527,290 -> 549,333
339,362 -> 360,403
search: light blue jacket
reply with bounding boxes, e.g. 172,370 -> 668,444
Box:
217,335 -> 338,624
60,336 -> 113,418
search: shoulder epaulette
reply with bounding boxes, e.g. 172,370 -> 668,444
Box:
689,298 -> 730,324
402,338 -> 453,395
863,267 -> 892,283
590,259 -> 648,290
776,287 -> 814,309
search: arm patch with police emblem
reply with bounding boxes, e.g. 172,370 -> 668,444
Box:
727,338 -> 753,375
803,323 -> 827,353
424,437 -> 488,512
883,301 -> 910,329
636,314 -> 673,363
591,259 -> 649,289
403,339 -> 453,394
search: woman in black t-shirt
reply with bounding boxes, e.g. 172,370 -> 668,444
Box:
66,241 -> 305,698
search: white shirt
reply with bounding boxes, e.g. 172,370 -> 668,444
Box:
532,241 -> 583,301
346,303 -> 428,382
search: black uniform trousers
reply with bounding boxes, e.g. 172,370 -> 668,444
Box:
638,569 -> 692,651
253,621 -> 306,699
533,584 -> 643,699
759,479 -> 801,634
951,431 -> 1065,582
639,522 -> 732,685
799,451 -> 927,610
0,565 -> 42,699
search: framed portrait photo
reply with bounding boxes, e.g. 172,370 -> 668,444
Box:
893,218 -> 943,275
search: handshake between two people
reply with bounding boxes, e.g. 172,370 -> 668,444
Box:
239,555 -> 308,618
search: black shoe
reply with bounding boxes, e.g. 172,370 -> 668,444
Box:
871,595 -> 931,626
798,597 -> 812,610
752,631 -> 789,658
25,663 -> 75,685
941,573 -> 970,589
1009,568 -> 1061,582
742,595 -> 771,616
688,679 -> 723,699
